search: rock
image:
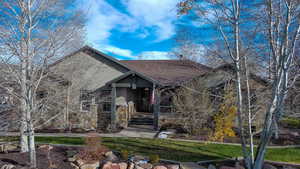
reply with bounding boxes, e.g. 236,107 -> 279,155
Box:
80,161 -> 100,169
263,164 -> 278,169
0,164 -> 15,169
102,162 -> 112,169
101,162 -> 121,169
166,164 -> 179,169
219,166 -> 235,169
75,158 -> 85,167
67,150 -> 79,158
134,165 -> 143,169
118,162 -> 127,169
71,162 -> 80,169
38,144 -> 53,150
153,166 -> 168,169
0,144 -> 18,153
139,163 -> 153,169
105,151 -> 119,162
68,157 -> 76,162
208,164 -> 216,169
180,162 -> 206,169
131,155 -> 146,162
235,162 -> 245,169
127,162 -> 134,169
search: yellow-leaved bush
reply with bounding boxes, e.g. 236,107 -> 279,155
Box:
211,84 -> 237,142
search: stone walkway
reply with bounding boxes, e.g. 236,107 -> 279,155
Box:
0,126 -> 157,138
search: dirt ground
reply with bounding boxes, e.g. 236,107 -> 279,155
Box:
0,146 -> 80,169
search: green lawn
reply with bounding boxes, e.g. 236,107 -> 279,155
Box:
2,136 -> 300,163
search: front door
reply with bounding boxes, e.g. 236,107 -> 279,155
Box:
136,88 -> 150,112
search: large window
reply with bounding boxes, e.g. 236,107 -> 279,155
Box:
80,89 -> 93,112
98,90 -> 112,112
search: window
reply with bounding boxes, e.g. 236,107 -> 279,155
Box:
97,90 -> 112,112
80,89 -> 93,112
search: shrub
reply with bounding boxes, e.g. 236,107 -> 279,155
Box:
76,136 -> 109,162
120,149 -> 129,160
280,117 -> 300,129
149,154 -> 160,164
211,84 -> 237,142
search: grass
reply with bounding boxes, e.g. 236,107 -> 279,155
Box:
1,136 -> 300,163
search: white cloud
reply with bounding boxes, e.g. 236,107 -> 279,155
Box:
77,0 -> 137,44
123,0 -> 180,41
139,51 -> 172,60
101,45 -> 134,58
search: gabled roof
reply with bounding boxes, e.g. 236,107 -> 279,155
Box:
120,60 -> 212,86
50,45 -> 131,72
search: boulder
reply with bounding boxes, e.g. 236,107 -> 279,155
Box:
166,164 -> 179,169
118,162 -> 127,169
105,151 -> 119,162
180,162 -> 206,169
0,144 -> 18,153
208,164 -> 216,169
68,157 -> 76,162
38,144 -> 53,150
0,164 -> 15,169
134,165 -> 143,169
127,162 -> 135,169
70,162 -> 80,169
153,166 -> 168,169
219,166 -> 235,169
67,150 -> 79,158
235,162 -> 245,169
75,158 -> 85,167
139,163 -> 153,169
263,164 -> 278,169
101,162 -> 122,169
102,162 -> 112,169
80,161 -> 100,169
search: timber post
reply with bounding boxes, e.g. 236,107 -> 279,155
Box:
153,84 -> 160,130
111,83 -> 117,129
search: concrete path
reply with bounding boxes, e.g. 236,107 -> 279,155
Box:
0,126 -> 157,138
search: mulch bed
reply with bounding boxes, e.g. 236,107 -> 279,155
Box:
0,146 -> 80,169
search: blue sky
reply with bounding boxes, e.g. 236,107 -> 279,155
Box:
76,0 -> 183,60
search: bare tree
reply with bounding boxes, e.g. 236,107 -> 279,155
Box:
0,0 -> 85,167
177,0 -> 300,169
172,79 -> 214,135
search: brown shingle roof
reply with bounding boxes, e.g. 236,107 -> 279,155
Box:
119,60 -> 212,86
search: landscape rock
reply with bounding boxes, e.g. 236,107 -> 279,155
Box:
38,144 -> 53,150
208,164 -> 216,169
127,162 -> 135,169
67,150 -> 79,158
153,166 -> 168,169
0,164 -> 15,169
166,164 -> 180,169
80,161 -> 99,169
235,162 -> 245,169
68,157 -> 76,162
134,165 -> 143,169
263,164 -> 278,169
101,162 -> 122,169
118,162 -> 127,169
139,163 -> 153,169
102,162 -> 112,169
75,158 -> 85,167
105,151 -> 119,162
0,144 -> 18,153
219,166 -> 235,169
180,162 -> 206,169
71,162 -> 80,169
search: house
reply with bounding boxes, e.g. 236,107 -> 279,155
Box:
48,46 -> 273,132
49,46 -> 212,131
